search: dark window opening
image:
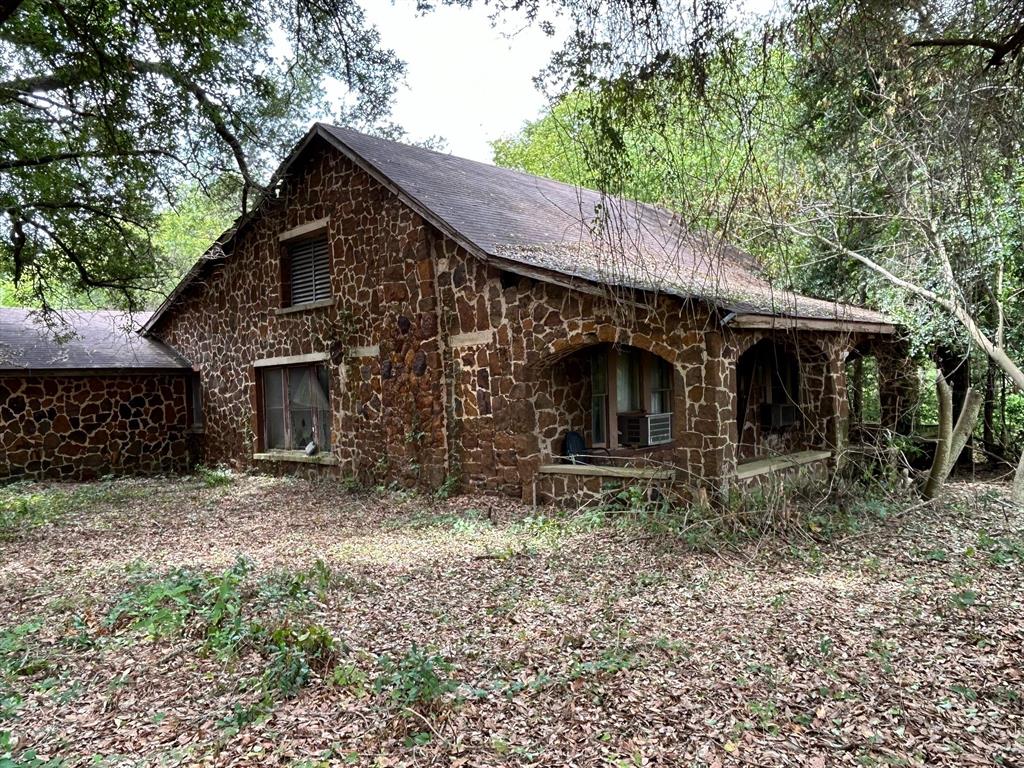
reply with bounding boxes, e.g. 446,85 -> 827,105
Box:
737,340 -> 801,439
260,363 -> 331,452
187,375 -> 204,431
281,233 -> 331,308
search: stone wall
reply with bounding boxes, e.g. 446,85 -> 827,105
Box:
0,374 -> 191,481
151,143 -> 450,489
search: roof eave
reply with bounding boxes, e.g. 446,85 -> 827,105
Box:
0,365 -> 192,377
724,312 -> 896,334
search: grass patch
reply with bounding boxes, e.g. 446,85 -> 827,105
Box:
196,465 -> 234,488
0,479 -> 166,540
0,487 -> 67,540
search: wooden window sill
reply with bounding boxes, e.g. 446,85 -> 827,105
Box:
734,450 -> 832,480
275,298 -> 334,315
253,451 -> 339,466
537,464 -> 674,480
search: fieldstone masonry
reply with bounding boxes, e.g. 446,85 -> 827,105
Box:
0,374 -> 191,480
150,138 -> 908,502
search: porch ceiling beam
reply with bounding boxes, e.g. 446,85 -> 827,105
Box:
727,313 -> 896,335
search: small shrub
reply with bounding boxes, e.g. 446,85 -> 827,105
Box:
261,623 -> 340,698
196,466 -> 234,487
374,644 -> 457,709
433,472 -> 461,501
329,661 -> 367,693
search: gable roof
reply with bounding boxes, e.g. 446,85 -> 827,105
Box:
0,308 -> 191,374
145,123 -> 893,333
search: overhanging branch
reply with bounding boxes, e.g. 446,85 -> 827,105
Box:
909,22 -> 1024,68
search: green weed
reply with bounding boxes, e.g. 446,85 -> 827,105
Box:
196,465 -> 234,487
374,644 -> 457,710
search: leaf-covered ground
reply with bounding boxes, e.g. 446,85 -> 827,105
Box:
0,474 -> 1021,766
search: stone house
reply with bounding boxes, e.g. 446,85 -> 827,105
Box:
2,125 -> 913,499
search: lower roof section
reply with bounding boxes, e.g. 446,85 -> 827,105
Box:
0,308 -> 192,374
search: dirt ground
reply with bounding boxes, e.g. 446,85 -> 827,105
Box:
0,474 -> 1021,766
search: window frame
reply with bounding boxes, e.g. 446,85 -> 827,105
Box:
256,361 -> 332,454
590,346 -> 674,449
278,222 -> 333,310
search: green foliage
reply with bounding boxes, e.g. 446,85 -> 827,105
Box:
196,465 -> 234,488
433,472 -> 461,501
105,557 -> 349,734
152,182 -> 238,290
0,620 -> 48,680
260,623 -> 340,698
568,646 -> 634,679
0,489 -> 65,540
105,556 -> 254,651
373,645 -> 457,709
1,0 -> 405,308
0,620 -> 48,723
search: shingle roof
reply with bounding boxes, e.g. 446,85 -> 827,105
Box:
146,124 -> 892,332
0,308 -> 191,373
320,124 -> 889,325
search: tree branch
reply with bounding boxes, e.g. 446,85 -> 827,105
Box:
786,222 -> 1024,395
909,22 -> 1024,68
131,61 -> 262,208
0,149 -> 167,172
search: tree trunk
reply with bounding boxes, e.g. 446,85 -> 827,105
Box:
923,372 -> 983,500
937,347 -> 973,469
982,357 -> 1004,465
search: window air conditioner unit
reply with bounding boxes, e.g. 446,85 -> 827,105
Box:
761,403 -> 800,429
617,412 -> 673,447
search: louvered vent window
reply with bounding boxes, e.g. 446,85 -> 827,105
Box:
282,234 -> 331,307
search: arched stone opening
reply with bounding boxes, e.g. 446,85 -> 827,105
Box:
530,341 -> 682,463
736,339 -> 803,460
844,341 -> 883,442
842,336 -> 918,436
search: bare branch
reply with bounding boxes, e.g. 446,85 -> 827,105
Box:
909,22 -> 1024,69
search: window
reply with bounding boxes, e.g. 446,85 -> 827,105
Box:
616,349 -> 642,412
260,364 -> 331,452
591,353 -> 608,446
650,357 -> 673,414
589,346 -> 673,448
281,234 -> 331,307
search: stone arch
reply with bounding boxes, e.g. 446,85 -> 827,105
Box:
526,324 -> 681,376
523,325 -> 690,460
729,332 -> 838,460
840,336 -> 917,434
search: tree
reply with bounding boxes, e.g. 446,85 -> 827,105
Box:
1,0 -> 404,310
780,1 -> 1024,500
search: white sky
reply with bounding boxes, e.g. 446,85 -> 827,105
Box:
358,0 -> 778,164
361,1 -> 562,163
